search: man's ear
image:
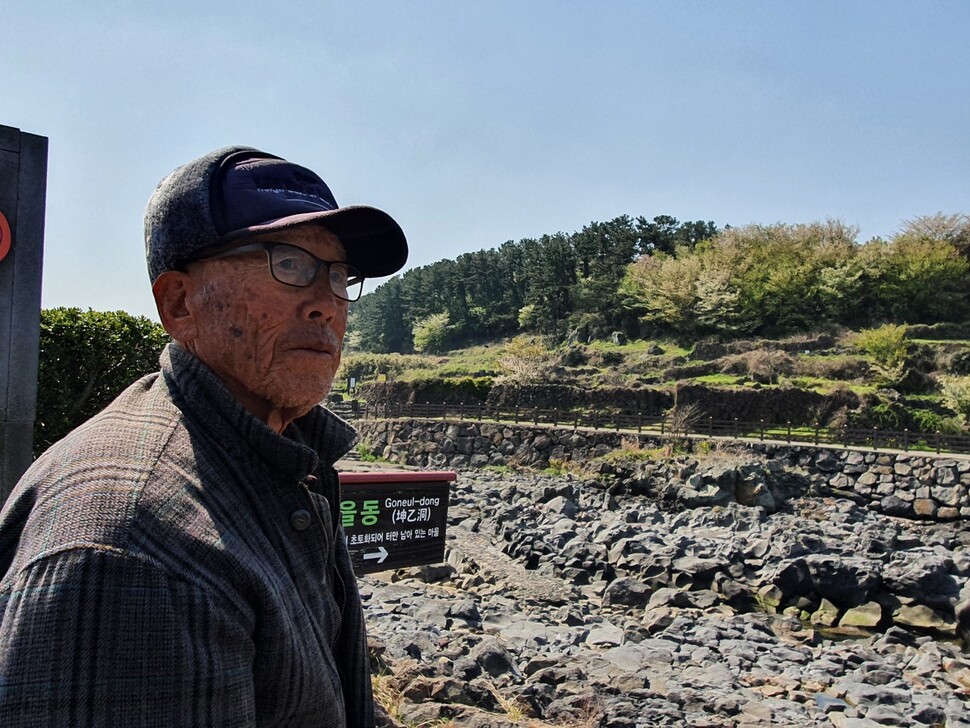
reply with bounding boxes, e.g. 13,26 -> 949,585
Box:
152,271 -> 199,343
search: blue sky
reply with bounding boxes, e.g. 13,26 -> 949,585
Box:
3,1 -> 968,321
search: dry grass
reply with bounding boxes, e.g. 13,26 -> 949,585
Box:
373,674 -> 456,728
375,671 -> 603,728
720,349 -> 795,384
598,437 -> 665,464
544,458 -> 586,477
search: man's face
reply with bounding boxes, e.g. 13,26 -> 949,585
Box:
182,225 -> 349,425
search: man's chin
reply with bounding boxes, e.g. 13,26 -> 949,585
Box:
270,381 -> 335,415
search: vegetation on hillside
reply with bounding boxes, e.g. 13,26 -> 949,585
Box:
348,212 -> 970,352
339,324 -> 970,437
347,214 -> 718,352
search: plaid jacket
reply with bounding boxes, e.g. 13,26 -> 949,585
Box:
0,343 -> 373,727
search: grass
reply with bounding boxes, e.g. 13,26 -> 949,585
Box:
693,373 -> 745,385
436,342 -> 505,374
597,437 -> 667,463
910,338 -> 970,345
588,337 -> 690,357
543,458 -> 585,477
355,443 -> 381,462
340,332 -> 960,439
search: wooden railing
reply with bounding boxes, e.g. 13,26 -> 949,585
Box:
348,401 -> 970,456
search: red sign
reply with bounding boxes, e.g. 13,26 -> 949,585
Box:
0,211 -> 10,263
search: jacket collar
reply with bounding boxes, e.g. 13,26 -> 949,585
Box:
160,343 -> 357,482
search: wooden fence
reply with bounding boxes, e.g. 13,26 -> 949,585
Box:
351,401 -> 970,456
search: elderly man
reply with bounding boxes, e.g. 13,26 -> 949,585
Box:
0,147 -> 407,726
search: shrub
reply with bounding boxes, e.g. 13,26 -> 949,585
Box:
852,324 -> 909,367
852,324 -> 910,387
412,312 -> 451,354
666,402 -> 704,434
35,308 -> 170,455
719,349 -> 795,384
939,347 -> 970,376
793,355 -> 870,381
560,345 -> 590,367
940,374 -> 970,426
908,408 -> 962,435
338,353 -> 435,382
496,337 -> 556,384
591,350 -> 625,367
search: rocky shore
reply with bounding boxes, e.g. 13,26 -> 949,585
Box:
360,457 -> 970,727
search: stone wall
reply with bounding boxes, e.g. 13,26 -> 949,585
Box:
356,381 -> 862,426
353,418 -> 970,522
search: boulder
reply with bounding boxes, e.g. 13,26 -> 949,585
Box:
838,602 -> 883,629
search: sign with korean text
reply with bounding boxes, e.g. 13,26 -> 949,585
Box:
338,471 -> 456,575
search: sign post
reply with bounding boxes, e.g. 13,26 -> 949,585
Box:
339,471 -> 456,574
0,125 -> 48,503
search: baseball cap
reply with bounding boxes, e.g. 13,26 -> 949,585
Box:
145,146 -> 408,282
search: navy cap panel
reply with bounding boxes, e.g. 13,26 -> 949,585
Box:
218,156 -> 340,234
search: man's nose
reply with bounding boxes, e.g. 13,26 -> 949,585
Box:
304,276 -> 343,320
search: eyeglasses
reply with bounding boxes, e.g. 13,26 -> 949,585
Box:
192,242 -> 365,302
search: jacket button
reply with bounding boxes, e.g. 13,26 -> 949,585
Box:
291,509 -> 312,531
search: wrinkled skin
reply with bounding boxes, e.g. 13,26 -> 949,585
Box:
153,225 -> 348,433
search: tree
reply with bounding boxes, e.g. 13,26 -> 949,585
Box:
35,308 -> 171,455
898,212 -> 970,259
347,277 -> 408,352
521,233 -> 576,337
412,312 -> 451,354
620,251 -> 705,338
569,216 -> 641,336
878,235 -> 969,323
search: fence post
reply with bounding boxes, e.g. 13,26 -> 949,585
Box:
872,427 -> 878,449
786,421 -> 791,443
814,423 -> 819,446
514,405 -> 519,424
708,417 -> 713,438
733,418 -> 738,438
935,431 -> 942,454
459,402 -> 464,421
574,413 -> 579,430
553,408 -> 558,427
903,428 -> 909,451
759,419 -> 765,441
637,413 -> 642,434
533,409 -> 538,425
661,418 -> 666,436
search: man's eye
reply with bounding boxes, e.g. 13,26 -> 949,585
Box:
276,255 -> 303,271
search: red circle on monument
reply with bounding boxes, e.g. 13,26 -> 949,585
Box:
0,211 -> 10,263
